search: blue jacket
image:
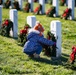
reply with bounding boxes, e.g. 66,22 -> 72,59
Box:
23,29 -> 55,53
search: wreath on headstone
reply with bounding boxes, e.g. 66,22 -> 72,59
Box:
43,31 -> 56,57
33,4 -> 42,15
69,46 -> 76,64
0,19 -> 13,37
75,0 -> 76,7
18,24 -> 31,46
33,0 -> 38,2
4,0 -> 11,8
13,1 -> 20,10
60,0 -> 66,6
61,8 -> 71,20
64,46 -> 76,70
23,2 -> 30,13
46,6 -> 56,17
0,0 -> 3,5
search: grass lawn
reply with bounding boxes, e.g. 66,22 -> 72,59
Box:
0,2 -> 76,75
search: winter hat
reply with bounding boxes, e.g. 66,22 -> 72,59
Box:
34,21 -> 44,32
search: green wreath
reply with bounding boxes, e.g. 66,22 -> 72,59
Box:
18,24 -> 31,46
0,19 -> 13,37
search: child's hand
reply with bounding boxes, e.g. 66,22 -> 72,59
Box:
53,42 -> 56,46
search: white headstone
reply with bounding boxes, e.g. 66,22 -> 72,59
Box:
68,0 -> 75,20
18,0 -> 23,10
0,5 -> 2,28
3,0 -> 5,4
9,9 -> 18,38
66,0 -> 68,6
10,0 -> 13,8
50,20 -> 61,57
27,16 -> 36,27
45,0 -> 48,3
53,0 -> 59,16
39,0 -> 45,14
28,0 -> 33,12
37,0 -> 39,2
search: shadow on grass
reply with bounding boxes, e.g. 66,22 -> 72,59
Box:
30,53 -> 76,70
30,53 -> 69,65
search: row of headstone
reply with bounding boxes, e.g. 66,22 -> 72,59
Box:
0,0 -> 75,29
27,0 -> 75,19
27,0 -> 57,16
0,3 -> 62,58
1,0 -> 75,19
0,0 -> 23,10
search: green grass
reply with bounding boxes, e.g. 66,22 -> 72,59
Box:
0,2 -> 76,75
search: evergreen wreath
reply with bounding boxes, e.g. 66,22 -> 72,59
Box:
23,2 -> 30,13
0,0 -> 3,5
4,0 -> 11,8
0,19 -> 13,37
69,46 -> 76,64
33,4 -> 42,15
63,46 -> 76,70
60,0 -> 66,6
75,0 -> 76,6
33,0 -> 38,2
61,8 -> 71,20
18,24 -> 31,46
13,1 -> 20,10
46,6 -> 56,17
43,31 -> 56,57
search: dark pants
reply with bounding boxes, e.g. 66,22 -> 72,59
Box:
24,46 -> 42,55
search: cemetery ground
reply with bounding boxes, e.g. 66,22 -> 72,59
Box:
0,3 -> 76,75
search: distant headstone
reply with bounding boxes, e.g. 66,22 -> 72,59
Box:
37,0 -> 39,2
3,0 -> 5,4
45,0 -> 48,3
68,0 -> 75,20
28,0 -> 33,12
27,16 -> 36,27
18,0 -> 23,10
9,9 -> 18,38
50,20 -> 61,58
0,5 -> 2,28
53,0 -> 59,16
10,0 -> 13,8
39,0 -> 45,14
66,0 -> 68,6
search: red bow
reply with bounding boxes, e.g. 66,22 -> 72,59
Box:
20,29 -> 27,34
70,46 -> 76,61
4,20 -> 9,26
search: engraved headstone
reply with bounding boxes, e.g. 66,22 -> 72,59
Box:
27,16 -> 36,27
68,0 -> 75,20
39,0 -> 45,14
9,9 -> 18,38
50,20 -> 62,57
53,0 -> 59,16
